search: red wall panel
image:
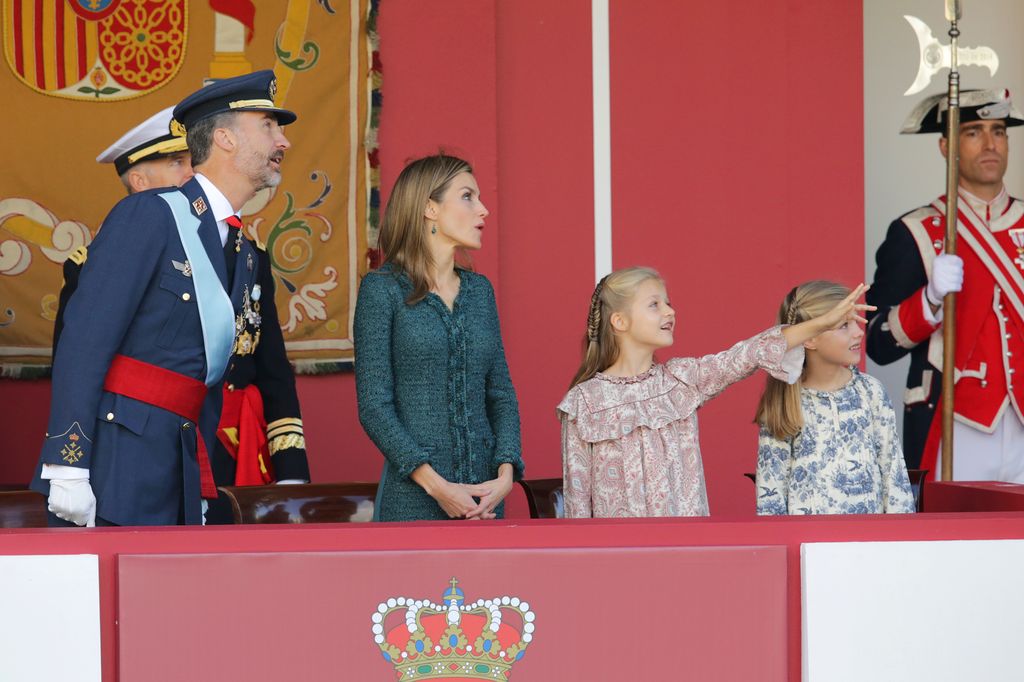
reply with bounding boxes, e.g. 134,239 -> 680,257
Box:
608,0 -> 864,514
495,0 -> 595,478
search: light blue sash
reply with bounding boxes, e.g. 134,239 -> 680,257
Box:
158,191 -> 235,386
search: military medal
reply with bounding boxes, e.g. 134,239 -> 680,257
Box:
235,226 -> 244,253
1010,228 -> 1024,270
232,285 -> 262,356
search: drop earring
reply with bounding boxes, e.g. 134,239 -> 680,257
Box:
431,224 -> 438,234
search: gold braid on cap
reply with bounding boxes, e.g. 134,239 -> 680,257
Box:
587,275 -> 609,342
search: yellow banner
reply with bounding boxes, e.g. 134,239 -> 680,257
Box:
0,0 -> 380,376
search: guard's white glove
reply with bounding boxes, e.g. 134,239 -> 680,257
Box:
201,499 -> 209,526
275,479 -> 306,485
48,479 -> 96,527
926,253 -> 964,306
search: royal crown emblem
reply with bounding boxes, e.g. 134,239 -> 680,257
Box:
372,578 -> 535,680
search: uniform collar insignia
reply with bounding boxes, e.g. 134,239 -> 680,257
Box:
172,259 -> 193,277
192,196 -> 208,216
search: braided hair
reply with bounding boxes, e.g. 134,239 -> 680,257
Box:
754,280 -> 850,439
569,267 -> 663,389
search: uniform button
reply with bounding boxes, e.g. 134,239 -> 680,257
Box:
1008,352 -> 1014,357
106,412 -> 114,421
182,292 -> 191,301
182,422 -> 192,430
1007,334 -> 1013,339
227,383 -> 235,391
981,380 -> 988,388
999,304 -> 1005,311
1010,369 -> 1016,374
927,403 -> 934,409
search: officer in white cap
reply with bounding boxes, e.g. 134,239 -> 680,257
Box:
53,107 -> 195,353
96,106 -> 194,194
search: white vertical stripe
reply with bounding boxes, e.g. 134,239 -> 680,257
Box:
592,0 -> 612,282
347,0 -> 360,339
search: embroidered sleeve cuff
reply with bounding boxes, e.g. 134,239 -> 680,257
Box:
778,345 -> 805,385
41,421 -> 92,468
890,287 -> 939,348
267,418 -> 304,456
757,326 -> 799,383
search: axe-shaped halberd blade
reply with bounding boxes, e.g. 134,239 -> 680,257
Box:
904,15 -> 998,96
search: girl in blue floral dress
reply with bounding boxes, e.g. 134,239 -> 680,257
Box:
754,280 -> 916,515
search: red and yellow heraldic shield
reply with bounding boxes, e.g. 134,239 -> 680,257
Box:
2,0 -> 186,100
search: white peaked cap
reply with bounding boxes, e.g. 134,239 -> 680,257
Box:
96,106 -> 188,173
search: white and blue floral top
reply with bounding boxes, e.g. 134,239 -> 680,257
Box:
756,368 -> 916,515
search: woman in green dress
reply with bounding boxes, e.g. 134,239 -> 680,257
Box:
354,154 -> 524,521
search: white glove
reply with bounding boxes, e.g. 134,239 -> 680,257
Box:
275,479 -> 306,485
201,499 -> 209,526
48,479 -> 96,527
926,254 -> 964,306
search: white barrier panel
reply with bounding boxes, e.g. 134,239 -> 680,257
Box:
803,540 -> 1024,682
0,555 -> 101,682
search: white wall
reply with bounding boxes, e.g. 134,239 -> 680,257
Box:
803,540 -> 1024,682
864,0 -> 1024,439
0,555 -> 101,681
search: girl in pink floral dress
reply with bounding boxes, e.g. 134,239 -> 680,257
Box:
557,267 -> 873,518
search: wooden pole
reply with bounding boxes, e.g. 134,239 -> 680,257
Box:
941,0 -> 961,481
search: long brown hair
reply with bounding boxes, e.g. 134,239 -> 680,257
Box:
378,153 -> 473,304
568,266 -> 663,389
754,280 -> 850,439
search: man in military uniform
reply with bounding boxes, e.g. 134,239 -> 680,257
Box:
867,88 -> 1024,481
52,103 -> 310,525
52,106 -> 194,357
34,70 -> 298,526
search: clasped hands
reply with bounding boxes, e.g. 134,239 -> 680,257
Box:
414,463 -> 514,520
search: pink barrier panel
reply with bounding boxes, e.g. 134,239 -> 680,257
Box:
5,513 -> 1024,681
118,546 -> 787,681
924,481 -> 1024,512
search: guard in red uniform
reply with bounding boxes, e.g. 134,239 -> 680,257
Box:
867,88 -> 1024,481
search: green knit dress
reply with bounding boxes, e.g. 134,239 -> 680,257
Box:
354,265 -> 524,521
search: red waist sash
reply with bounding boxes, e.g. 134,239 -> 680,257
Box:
103,354 -> 218,498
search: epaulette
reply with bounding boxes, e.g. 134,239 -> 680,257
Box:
67,246 -> 88,266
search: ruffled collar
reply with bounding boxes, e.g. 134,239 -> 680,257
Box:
595,363 -> 661,384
